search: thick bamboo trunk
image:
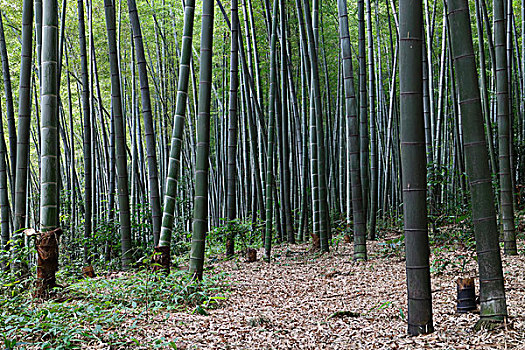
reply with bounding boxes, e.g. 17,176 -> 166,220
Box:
127,0 -> 162,246
338,0 -> 367,260
493,0 -> 517,255
399,0 -> 434,335
37,0 -> 60,298
447,0 -> 508,327
264,0 -> 279,261
13,0 -> 33,272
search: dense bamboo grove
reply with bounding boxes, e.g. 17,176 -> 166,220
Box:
0,0 -> 524,334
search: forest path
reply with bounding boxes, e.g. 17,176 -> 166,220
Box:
142,232 -> 525,349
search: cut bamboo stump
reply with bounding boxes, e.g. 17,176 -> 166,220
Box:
246,248 -> 257,262
311,233 -> 320,250
30,228 -> 62,298
82,266 -> 95,278
456,277 -> 477,313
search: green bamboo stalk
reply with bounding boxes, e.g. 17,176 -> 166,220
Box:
338,0 -> 367,261
40,0 -> 59,231
399,0 -> 434,335
302,0 -> 329,252
447,0 -> 508,328
365,0 -> 378,240
104,0 -> 132,269
264,0 -> 279,261
189,0 -> 215,280
280,0 -> 294,244
37,0 -> 60,296
158,0 -> 195,252
13,0 -> 33,242
226,0 -> 239,257
295,0 -> 310,243
358,0 -> 370,221
0,12 -> 16,197
493,0 -> 517,255
77,0 -> 91,265
127,0 -> 162,246
0,100 -> 9,270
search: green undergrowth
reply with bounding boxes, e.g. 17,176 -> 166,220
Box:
206,218 -> 265,257
0,269 -> 229,349
374,213 -> 476,274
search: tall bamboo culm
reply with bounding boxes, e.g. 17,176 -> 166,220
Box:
157,0 -> 196,270
189,0 -> 215,280
226,0 -> 239,257
493,0 -> 517,255
103,0 -> 132,270
77,0 -> 91,265
264,0 -> 279,261
37,0 -> 60,297
399,0 -> 434,335
447,0 -> 508,328
337,0 -> 367,261
127,0 -> 162,246
13,0 -> 33,267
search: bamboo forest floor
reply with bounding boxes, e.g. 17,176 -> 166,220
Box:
135,231 -> 525,350
6,227 -> 525,349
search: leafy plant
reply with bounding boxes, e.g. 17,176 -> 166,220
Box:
377,235 -> 405,258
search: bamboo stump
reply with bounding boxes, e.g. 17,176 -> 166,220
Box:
456,277 -> 477,313
82,265 -> 95,278
310,233 -> 320,250
246,248 -> 257,262
33,228 -> 61,298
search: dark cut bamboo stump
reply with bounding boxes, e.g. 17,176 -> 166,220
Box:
246,248 -> 257,262
82,265 -> 95,278
456,277 -> 477,313
34,228 -> 62,298
310,233 -> 320,250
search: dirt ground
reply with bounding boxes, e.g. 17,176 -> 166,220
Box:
128,233 -> 525,349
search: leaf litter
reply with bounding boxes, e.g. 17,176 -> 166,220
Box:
11,230 -> 524,349
133,233 -> 525,349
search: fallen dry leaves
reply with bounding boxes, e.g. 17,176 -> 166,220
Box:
128,233 -> 525,350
